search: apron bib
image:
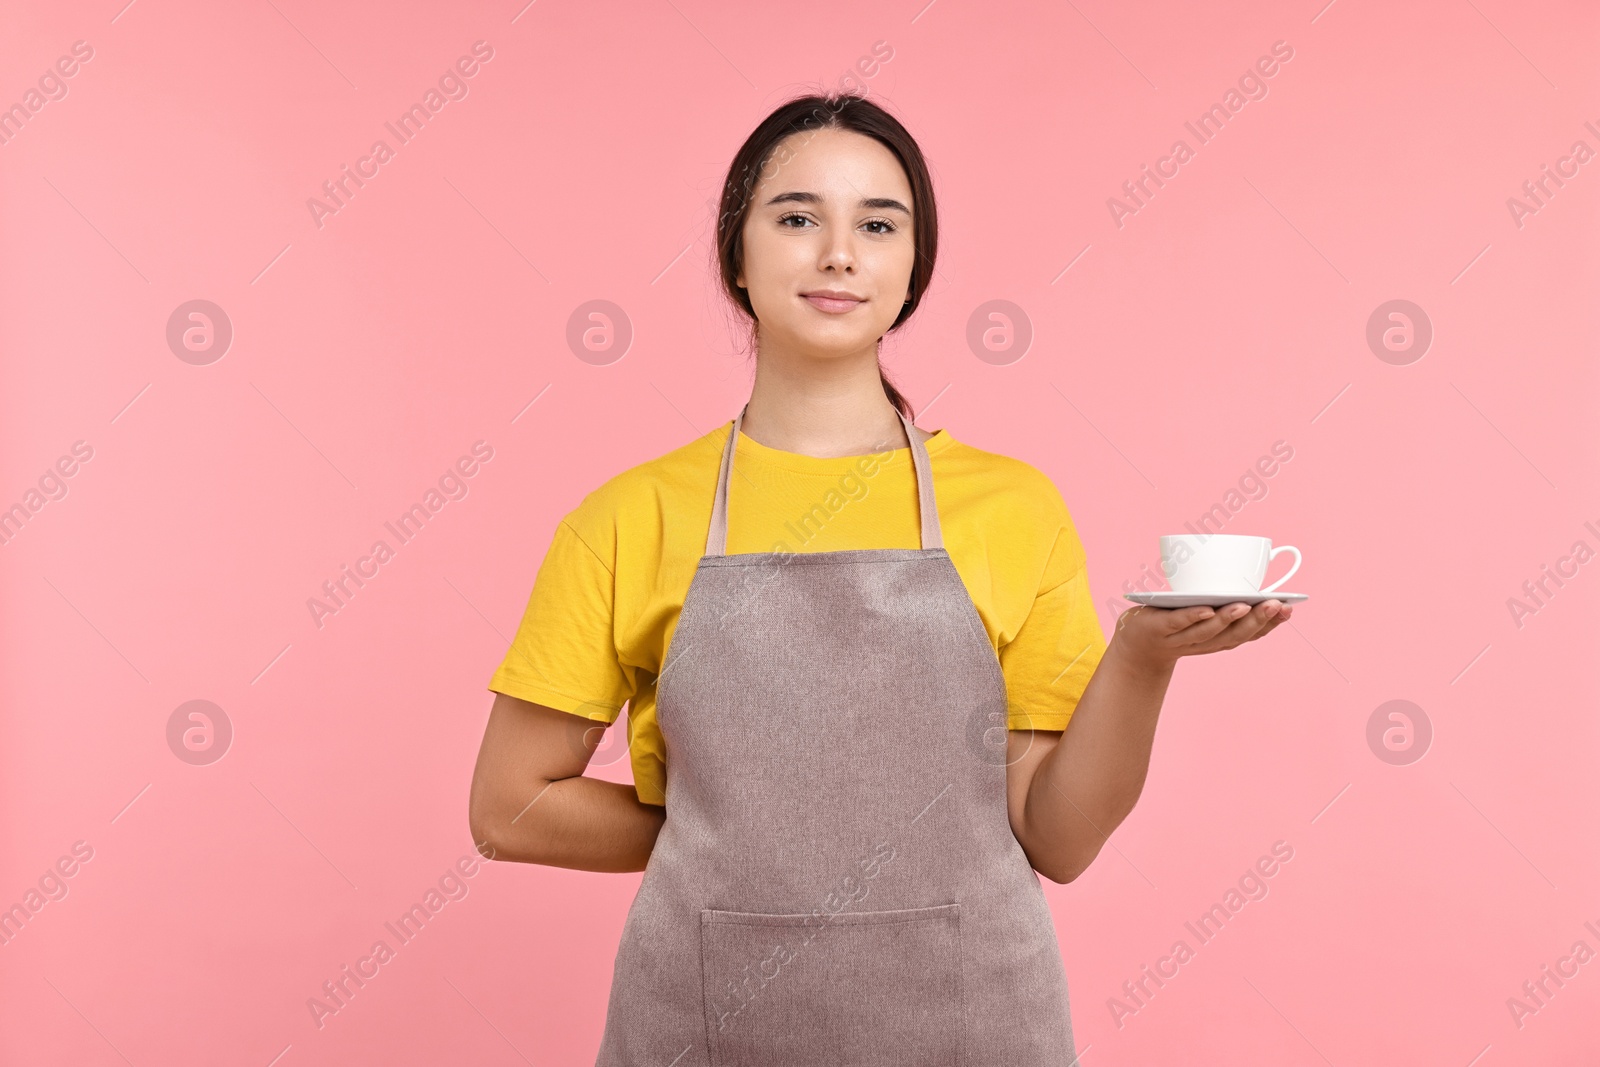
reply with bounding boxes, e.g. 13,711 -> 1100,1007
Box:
594,407 -> 1077,1065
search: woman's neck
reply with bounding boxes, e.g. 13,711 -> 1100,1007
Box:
740,353 -> 915,458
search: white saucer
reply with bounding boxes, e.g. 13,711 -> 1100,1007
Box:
1124,591 -> 1308,608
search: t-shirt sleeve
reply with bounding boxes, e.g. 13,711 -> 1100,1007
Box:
486,516 -> 634,723
999,505 -> 1107,733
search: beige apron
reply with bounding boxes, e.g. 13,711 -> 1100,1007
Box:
594,406 -> 1077,1065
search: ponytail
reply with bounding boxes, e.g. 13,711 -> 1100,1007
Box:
877,356 -> 913,420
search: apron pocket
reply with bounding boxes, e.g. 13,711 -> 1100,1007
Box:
700,901 -> 964,1066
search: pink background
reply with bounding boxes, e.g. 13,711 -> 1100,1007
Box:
3,0 -> 1598,1063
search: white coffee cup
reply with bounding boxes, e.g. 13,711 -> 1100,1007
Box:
1159,533 -> 1302,594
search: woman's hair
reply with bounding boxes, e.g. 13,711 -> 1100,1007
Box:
714,92 -> 938,420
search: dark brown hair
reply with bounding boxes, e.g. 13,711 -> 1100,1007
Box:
714,92 -> 938,420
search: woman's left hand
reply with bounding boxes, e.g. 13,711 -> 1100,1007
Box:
1112,599 -> 1293,671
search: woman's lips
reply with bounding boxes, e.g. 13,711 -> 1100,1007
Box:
802,293 -> 865,313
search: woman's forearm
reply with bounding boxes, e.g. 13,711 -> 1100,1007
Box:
477,775 -> 666,874
1020,635 -> 1175,882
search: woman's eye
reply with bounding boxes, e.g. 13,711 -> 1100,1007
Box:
774,213 -> 897,234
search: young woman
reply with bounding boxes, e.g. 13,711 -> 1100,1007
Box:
468,92 -> 1291,1066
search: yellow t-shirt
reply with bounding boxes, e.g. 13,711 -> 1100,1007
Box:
487,419 -> 1107,807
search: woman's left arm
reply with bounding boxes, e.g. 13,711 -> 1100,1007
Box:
1006,599 -> 1293,884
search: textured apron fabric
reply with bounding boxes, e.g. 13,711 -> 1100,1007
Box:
593,408 -> 1077,1066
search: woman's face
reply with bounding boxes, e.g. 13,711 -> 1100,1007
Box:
736,127 -> 917,359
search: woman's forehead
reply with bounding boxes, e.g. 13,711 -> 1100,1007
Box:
756,129 -> 911,202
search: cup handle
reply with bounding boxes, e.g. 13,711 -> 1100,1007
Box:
1261,546 -> 1301,593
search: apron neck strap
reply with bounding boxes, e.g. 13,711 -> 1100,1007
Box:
705,403 -> 943,556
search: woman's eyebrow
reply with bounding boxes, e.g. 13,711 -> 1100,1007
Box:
763,191 -> 911,216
